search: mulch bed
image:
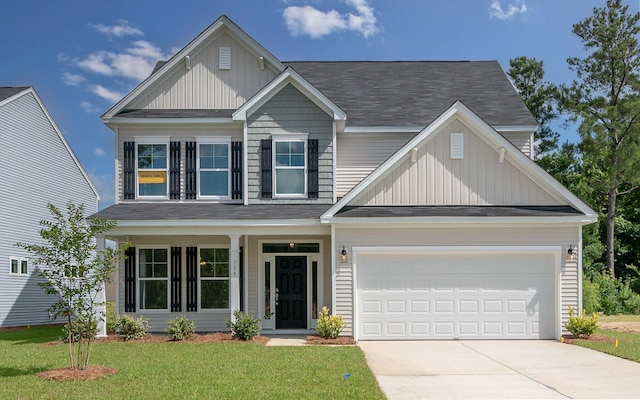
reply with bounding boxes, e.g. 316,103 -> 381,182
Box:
47,332 -> 270,345
562,334 -> 615,344
37,366 -> 118,381
305,335 -> 355,345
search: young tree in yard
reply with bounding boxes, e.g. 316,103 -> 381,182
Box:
17,202 -> 128,370
507,56 -> 560,165
559,0 -> 640,278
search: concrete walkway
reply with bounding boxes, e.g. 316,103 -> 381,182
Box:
358,340 -> 640,399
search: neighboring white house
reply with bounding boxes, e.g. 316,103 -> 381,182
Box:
93,16 -> 597,340
0,87 -> 99,328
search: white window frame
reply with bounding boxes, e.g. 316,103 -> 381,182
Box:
197,245 -> 231,312
196,137 -> 231,200
137,246 -> 171,312
135,136 -> 170,199
272,133 -> 308,198
9,257 -> 28,276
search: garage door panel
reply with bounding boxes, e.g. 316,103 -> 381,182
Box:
357,252 -> 556,340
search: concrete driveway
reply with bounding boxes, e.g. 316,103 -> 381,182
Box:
358,340 -> 640,399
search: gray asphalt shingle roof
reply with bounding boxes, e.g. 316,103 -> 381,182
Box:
115,109 -> 235,118
91,203 -> 332,221
0,87 -> 29,102
334,205 -> 582,218
282,61 -> 536,127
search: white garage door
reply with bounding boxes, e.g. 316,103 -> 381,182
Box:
356,251 -> 556,340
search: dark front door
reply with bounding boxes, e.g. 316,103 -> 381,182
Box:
276,256 -> 307,329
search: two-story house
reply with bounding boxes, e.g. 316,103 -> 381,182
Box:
0,87 -> 99,328
93,16 -> 596,340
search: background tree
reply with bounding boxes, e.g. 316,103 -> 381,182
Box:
507,56 -> 560,167
559,0 -> 640,278
18,202 -> 128,370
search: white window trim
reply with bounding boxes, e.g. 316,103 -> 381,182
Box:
137,246 -> 171,312
272,133 -> 308,199
197,245 -> 231,312
135,137 -> 170,200
196,137 -> 232,200
9,257 -> 28,276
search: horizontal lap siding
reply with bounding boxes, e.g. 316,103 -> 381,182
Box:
501,131 -> 532,158
0,92 -> 97,327
335,226 -> 580,336
352,119 -> 560,206
132,30 -> 277,110
247,84 -> 333,204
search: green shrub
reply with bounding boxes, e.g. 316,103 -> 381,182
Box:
591,273 -> 640,315
316,306 -> 346,339
165,316 -> 196,341
113,314 -> 149,341
226,310 -> 260,340
565,307 -> 598,338
582,274 -> 601,314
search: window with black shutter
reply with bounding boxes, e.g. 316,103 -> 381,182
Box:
185,142 -> 197,200
124,246 -> 136,312
169,142 -> 181,199
171,247 -> 182,312
186,246 -> 198,311
308,139 -> 319,198
232,141 -> 243,199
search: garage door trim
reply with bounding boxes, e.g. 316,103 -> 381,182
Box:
352,246 -> 562,340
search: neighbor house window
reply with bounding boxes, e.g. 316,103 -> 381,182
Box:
199,247 -> 229,309
197,139 -> 230,198
138,248 -> 169,310
137,141 -> 168,198
273,134 -> 307,197
10,258 -> 28,276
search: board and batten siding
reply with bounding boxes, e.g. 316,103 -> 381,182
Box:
334,226 -> 579,337
247,83 -> 334,204
351,119 -> 561,206
115,124 -> 243,202
336,132 -> 416,198
0,91 -> 97,327
131,30 -> 277,110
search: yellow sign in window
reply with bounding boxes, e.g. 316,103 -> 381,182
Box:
138,171 -> 167,184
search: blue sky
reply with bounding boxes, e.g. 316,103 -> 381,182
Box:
0,0 -> 629,208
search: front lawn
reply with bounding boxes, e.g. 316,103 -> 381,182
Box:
571,314 -> 640,363
0,326 -> 384,400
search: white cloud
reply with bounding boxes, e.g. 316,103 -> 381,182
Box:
283,0 -> 379,39
93,148 -> 106,156
91,20 -> 143,37
89,85 -> 123,103
80,101 -> 101,113
62,72 -> 86,86
489,0 -> 527,21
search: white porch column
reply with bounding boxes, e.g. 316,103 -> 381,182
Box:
229,235 -> 241,322
96,235 -> 107,337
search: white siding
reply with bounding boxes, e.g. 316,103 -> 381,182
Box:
351,119 -> 561,206
336,132 -> 416,198
131,30 -> 277,110
334,226 -> 580,337
0,91 -> 97,327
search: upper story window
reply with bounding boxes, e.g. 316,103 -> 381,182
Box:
273,134 -> 307,197
10,257 -> 28,276
198,138 -> 231,199
136,139 -> 169,198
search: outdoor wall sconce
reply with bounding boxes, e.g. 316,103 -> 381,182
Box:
340,245 -> 349,263
567,245 -> 577,261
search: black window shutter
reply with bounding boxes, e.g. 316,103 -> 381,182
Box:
124,246 -> 136,312
185,141 -> 197,200
186,246 -> 198,312
308,139 -> 319,199
171,247 -> 182,312
260,139 -> 272,198
232,141 -> 243,200
239,246 -> 244,312
123,141 -> 136,200
170,141 -> 181,200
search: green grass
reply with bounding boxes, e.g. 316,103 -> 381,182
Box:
0,326 -> 384,400
573,329 -> 640,363
598,314 -> 640,322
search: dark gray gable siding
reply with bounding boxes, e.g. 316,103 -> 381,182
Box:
284,61 -> 536,127
247,83 -> 333,204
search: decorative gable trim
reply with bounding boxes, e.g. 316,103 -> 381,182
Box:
321,101 -> 597,223
232,67 -> 347,122
102,15 -> 284,121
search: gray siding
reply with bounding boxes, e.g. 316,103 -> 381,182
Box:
247,84 -> 334,204
0,91 -> 97,327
